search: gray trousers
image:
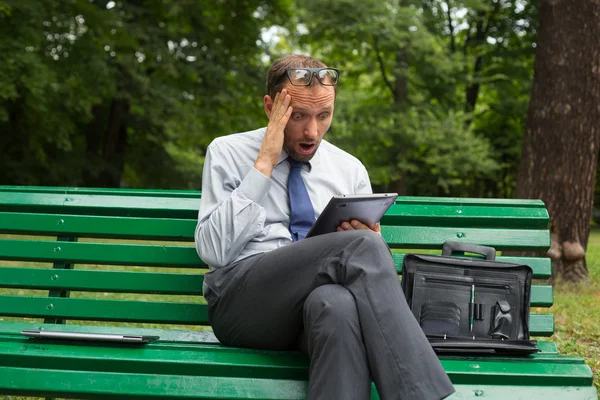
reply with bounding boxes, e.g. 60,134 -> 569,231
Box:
204,230 -> 455,400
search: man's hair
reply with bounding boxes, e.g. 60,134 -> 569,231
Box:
266,54 -> 328,99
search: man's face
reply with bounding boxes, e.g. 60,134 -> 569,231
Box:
280,83 -> 335,162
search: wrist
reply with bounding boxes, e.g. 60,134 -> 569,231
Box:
254,157 -> 275,178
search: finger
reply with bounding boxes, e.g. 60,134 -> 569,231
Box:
342,221 -> 353,230
280,106 -> 293,127
270,91 -> 289,121
276,92 -> 291,118
350,220 -> 369,230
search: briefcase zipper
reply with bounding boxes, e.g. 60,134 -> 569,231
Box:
423,276 -> 510,289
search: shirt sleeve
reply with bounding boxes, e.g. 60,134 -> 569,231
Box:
194,141 -> 271,268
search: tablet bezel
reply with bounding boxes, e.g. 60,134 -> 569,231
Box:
305,193 -> 398,238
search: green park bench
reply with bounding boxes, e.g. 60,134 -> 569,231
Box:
0,185 -> 596,400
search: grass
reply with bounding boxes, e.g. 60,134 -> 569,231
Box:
1,230 -> 600,399
541,228 -> 600,393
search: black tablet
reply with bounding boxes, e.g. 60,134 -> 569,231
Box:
306,193 -> 398,238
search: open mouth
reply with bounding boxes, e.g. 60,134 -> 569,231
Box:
298,143 -> 315,153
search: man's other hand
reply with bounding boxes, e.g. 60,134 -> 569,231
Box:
336,220 -> 381,235
255,89 -> 293,178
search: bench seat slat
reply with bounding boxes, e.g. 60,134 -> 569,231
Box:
0,295 -> 555,334
0,365 -> 595,400
0,336 -> 578,375
0,321 -> 220,343
383,226 -> 550,250
0,321 -> 562,352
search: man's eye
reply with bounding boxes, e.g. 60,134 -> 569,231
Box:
293,114 -> 303,120
319,113 -> 330,120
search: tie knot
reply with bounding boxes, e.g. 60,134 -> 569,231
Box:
287,158 -> 305,169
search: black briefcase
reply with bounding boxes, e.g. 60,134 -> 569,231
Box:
401,242 -> 539,355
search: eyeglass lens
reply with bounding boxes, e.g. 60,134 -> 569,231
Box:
289,69 -> 338,86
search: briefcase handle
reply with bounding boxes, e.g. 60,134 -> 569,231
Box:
442,241 -> 496,261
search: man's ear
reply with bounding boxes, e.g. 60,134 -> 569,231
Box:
263,94 -> 273,118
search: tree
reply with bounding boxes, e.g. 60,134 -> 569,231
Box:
292,0 -> 541,196
516,0 -> 600,282
0,0 -> 291,188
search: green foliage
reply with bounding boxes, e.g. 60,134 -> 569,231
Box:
290,0 -> 537,196
0,0 -> 290,188
1,0 -> 539,196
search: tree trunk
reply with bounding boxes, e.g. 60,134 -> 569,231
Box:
83,99 -> 130,188
465,14 -> 485,114
516,0 -> 600,282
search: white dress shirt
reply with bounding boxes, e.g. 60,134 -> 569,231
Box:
195,127 -> 372,272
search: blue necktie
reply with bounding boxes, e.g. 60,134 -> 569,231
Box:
287,158 -> 315,241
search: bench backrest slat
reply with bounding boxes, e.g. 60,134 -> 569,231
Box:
0,295 -> 205,325
383,226 -> 549,251
0,240 -> 204,267
0,212 -> 195,241
391,254 -> 551,279
0,271 -> 552,307
0,295 -> 551,334
0,267 -> 204,294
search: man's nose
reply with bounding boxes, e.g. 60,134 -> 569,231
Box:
304,118 -> 319,138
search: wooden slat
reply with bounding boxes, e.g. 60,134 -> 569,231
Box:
0,267 -> 553,307
0,192 -> 200,219
0,339 -> 583,379
0,191 -> 548,222
0,322 -> 561,353
392,197 -> 546,207
0,294 -> 553,334
0,204 -> 549,239
0,185 -> 201,198
0,321 -> 220,343
383,226 -> 550,251
0,268 -> 204,295
0,212 -> 196,240
0,296 -> 208,325
0,240 -> 206,267
1,366 -> 594,400
530,314 -> 554,336
392,254 -> 552,278
381,204 -> 549,229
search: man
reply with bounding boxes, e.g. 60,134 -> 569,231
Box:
195,54 -> 454,400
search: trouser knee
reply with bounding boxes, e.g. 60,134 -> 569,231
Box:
304,284 -> 358,331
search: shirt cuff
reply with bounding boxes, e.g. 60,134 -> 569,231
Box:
238,167 -> 272,204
